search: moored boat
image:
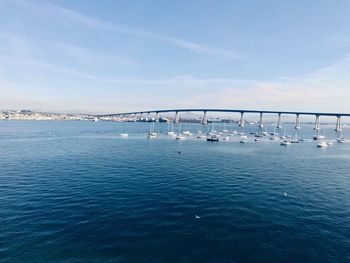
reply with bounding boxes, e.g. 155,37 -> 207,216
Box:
280,140 -> 291,146
148,133 -> 158,139
207,134 -> 219,142
317,141 -> 328,148
182,130 -> 193,136
240,135 -> 248,143
337,137 -> 345,143
176,134 -> 186,140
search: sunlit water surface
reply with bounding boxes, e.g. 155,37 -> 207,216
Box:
1,121 -> 350,262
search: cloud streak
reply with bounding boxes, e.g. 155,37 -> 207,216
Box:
2,54 -> 350,113
12,0 -> 241,59
2,34 -> 350,113
2,1 -> 350,113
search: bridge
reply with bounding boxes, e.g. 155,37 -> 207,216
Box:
97,108 -> 350,131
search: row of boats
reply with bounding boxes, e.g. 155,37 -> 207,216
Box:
120,122 -> 346,147
135,129 -> 346,147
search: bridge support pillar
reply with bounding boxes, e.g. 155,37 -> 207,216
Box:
295,114 -> 300,130
335,116 -> 342,131
174,111 -> 180,123
155,112 -> 159,122
201,111 -> 207,125
277,113 -> 282,129
314,115 -> 320,130
239,112 -> 245,133
258,112 -> 263,128
239,112 -> 244,127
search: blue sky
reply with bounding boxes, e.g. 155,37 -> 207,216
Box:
1,0 -> 350,113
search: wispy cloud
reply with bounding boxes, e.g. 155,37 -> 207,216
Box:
2,38 -> 350,113
50,41 -> 140,67
0,51 -> 250,86
2,1 -> 350,113
0,31 -> 140,67
12,0 -> 241,59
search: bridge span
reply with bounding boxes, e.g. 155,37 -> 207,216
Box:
97,108 -> 350,131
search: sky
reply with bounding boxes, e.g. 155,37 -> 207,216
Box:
1,0 -> 350,114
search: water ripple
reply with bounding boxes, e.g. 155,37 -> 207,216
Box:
1,121 -> 350,262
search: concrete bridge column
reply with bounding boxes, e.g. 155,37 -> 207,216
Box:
201,111 -> 208,125
314,115 -> 320,130
239,112 -> 245,133
335,116 -> 342,131
174,111 -> 180,123
258,112 -> 263,128
155,112 -> 159,122
295,114 -> 300,130
239,112 -> 244,127
277,113 -> 282,129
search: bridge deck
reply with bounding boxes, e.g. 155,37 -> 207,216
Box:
98,108 -> 350,117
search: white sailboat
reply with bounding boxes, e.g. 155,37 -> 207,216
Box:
240,135 -> 248,143
196,125 -> 206,138
280,127 -> 287,140
207,134 -> 219,142
222,135 -> 230,141
291,130 -> 299,143
337,129 -> 345,143
280,127 -> 291,145
222,122 -> 229,133
317,141 -> 328,148
148,122 -> 159,138
313,127 -> 325,141
280,140 -> 291,146
166,122 -> 176,136
337,137 -> 346,143
176,123 -> 186,140
182,130 -> 193,136
120,122 -> 128,138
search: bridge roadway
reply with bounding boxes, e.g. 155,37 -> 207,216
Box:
98,108 -> 350,118
98,108 -> 350,131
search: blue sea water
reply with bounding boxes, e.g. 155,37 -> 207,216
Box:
1,120 -> 350,262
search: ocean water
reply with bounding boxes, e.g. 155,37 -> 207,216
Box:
1,120 -> 350,262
